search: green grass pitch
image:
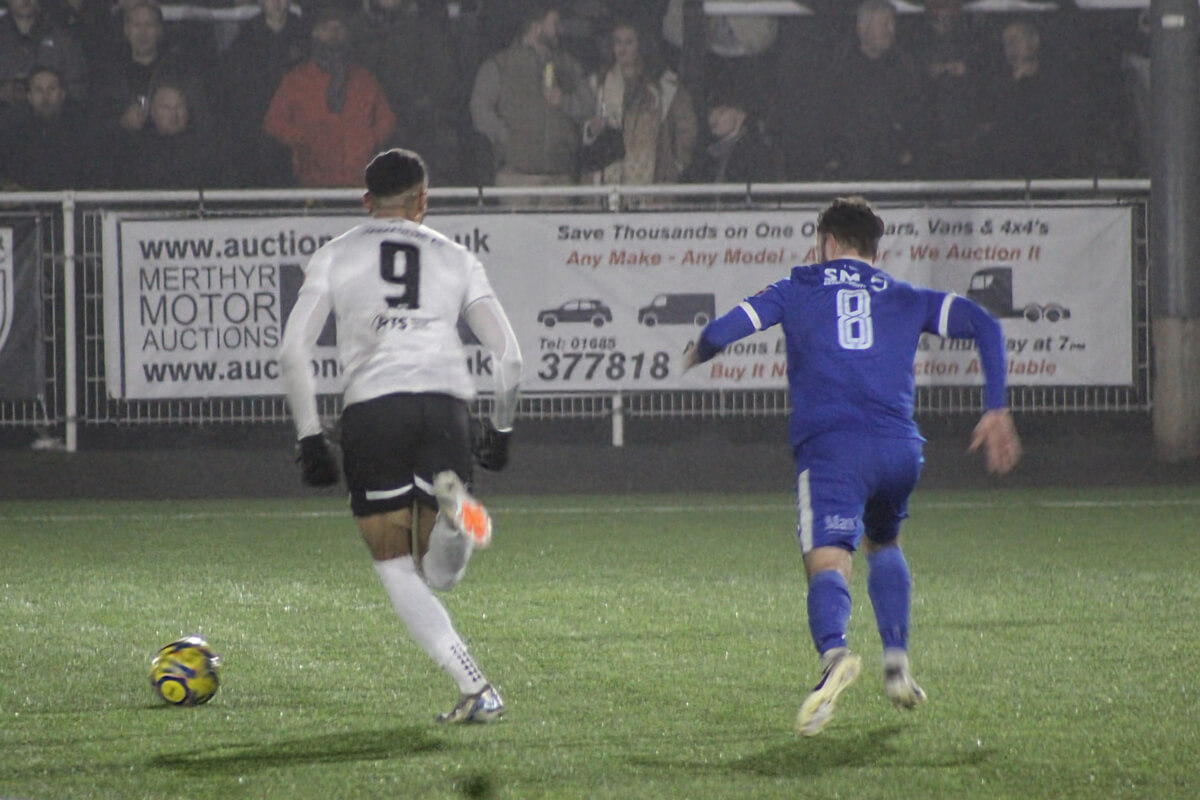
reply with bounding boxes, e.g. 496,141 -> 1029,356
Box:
1,487 -> 1198,799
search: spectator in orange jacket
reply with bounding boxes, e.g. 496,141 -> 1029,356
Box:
262,2 -> 394,187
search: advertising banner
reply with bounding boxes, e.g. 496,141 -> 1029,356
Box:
104,206 -> 1133,400
0,224 -> 45,401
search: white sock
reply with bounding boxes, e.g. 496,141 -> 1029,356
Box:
372,556 -> 487,694
422,514 -> 473,591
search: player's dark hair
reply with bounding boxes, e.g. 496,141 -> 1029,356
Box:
817,196 -> 886,258
364,148 -> 427,198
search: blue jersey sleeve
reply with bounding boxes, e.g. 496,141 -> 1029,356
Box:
942,294 -> 1008,410
694,304 -> 758,362
694,281 -> 787,363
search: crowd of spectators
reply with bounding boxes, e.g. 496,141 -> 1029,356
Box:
0,0 -> 1152,192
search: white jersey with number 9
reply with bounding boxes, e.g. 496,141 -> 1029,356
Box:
281,218 -> 499,437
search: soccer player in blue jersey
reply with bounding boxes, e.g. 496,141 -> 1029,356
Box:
684,196 -> 1021,737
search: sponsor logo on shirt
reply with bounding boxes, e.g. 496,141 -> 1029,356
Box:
371,313 -> 434,333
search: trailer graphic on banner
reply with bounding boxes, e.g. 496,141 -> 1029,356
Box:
103,207 -> 1133,400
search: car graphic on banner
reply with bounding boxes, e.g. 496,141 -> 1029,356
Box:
536,299 -> 614,328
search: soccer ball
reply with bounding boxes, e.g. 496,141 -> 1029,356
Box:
149,636 -> 222,706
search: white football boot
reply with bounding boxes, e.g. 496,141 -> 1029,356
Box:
433,471 -> 492,549
882,649 -> 927,710
436,684 -> 505,724
795,647 -> 862,737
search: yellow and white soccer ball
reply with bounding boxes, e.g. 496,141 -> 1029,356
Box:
149,636 -> 222,706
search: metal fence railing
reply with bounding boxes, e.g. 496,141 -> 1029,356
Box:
0,181 -> 1152,450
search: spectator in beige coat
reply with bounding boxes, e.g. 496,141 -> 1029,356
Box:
582,17 -> 697,188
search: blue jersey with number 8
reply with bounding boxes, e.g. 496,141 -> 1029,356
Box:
696,258 -> 1007,449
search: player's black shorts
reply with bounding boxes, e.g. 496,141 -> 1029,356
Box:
339,392 -> 473,517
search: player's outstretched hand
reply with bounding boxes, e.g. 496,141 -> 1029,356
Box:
969,409 -> 1021,475
297,434 -> 339,486
472,418 -> 511,471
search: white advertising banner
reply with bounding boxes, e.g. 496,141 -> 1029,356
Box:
103,206 -> 1133,400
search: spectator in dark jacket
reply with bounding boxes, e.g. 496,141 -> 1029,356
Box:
823,0 -> 922,180
219,0 -> 309,187
0,0 -> 88,126
89,0 -> 209,144
350,0 -> 458,182
913,0 -> 989,179
0,66 -> 97,188
114,80 -> 232,189
682,84 -> 783,184
979,19 -> 1082,179
48,0 -> 115,70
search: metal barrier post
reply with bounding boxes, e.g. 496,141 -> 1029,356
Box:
62,192 -> 77,453
612,391 -> 624,447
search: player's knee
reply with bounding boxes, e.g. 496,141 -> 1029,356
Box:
804,545 -> 853,580
356,508 -> 416,561
359,523 -> 414,561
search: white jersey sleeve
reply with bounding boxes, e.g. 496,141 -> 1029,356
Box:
463,295 -> 522,430
280,247 -> 334,439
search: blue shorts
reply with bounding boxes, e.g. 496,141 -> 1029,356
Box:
793,432 -> 924,554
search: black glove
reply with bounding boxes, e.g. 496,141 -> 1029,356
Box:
297,434 -> 339,487
471,418 -> 511,471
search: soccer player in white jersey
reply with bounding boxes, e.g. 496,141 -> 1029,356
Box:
685,196 -> 1021,736
280,148 -> 522,724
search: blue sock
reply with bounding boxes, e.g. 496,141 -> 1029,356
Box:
806,569 -> 851,655
866,546 -> 911,651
